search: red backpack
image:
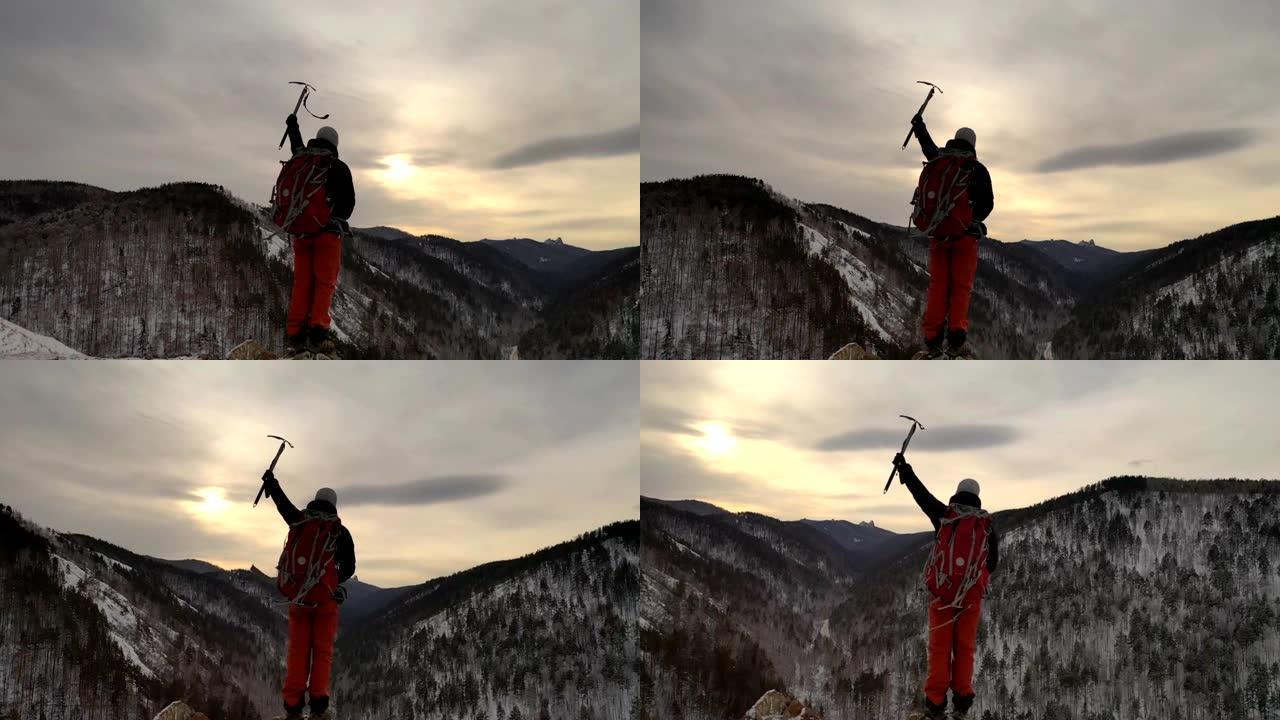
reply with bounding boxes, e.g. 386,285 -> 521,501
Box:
910,151 -> 974,238
270,148 -> 334,236
923,504 -> 991,606
277,514 -> 342,605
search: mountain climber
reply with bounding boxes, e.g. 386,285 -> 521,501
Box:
908,115 -> 994,359
281,114 -> 356,357
262,469 -> 356,720
894,453 -> 999,720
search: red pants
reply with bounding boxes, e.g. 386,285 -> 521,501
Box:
287,232 -> 342,336
922,234 -> 979,342
924,596 -> 982,706
283,601 -> 340,709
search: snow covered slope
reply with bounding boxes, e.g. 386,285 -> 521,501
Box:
333,522 -> 638,720
640,498 -> 930,719
0,505 -> 286,720
1052,216 -> 1280,358
0,316 -> 85,358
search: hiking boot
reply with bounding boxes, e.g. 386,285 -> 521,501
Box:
913,346 -> 946,360
310,711 -> 334,720
945,328 -> 975,359
307,326 -> 336,355
285,332 -> 307,354
950,693 -> 975,719
272,708 -> 304,720
907,699 -> 948,720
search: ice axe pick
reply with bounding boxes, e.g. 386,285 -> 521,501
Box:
253,434 -> 294,507
278,81 -> 330,149
902,81 -> 943,149
883,415 -> 924,493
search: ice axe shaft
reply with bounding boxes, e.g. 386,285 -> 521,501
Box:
902,81 -> 943,149
253,434 -> 294,506
884,415 -> 924,493
279,84 -> 311,149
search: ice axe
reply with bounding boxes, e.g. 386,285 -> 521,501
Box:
883,415 -> 924,493
253,435 -> 294,506
901,81 -> 943,149
278,81 -> 330,149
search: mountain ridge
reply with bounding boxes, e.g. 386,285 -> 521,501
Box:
0,502 -> 638,720
641,477 -> 1280,720
0,179 -> 639,359
641,173 -> 1279,359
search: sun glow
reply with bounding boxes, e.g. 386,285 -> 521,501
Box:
694,422 -> 738,457
378,154 -> 418,186
188,487 -> 232,518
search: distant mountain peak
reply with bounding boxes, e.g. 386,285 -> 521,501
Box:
642,497 -> 730,516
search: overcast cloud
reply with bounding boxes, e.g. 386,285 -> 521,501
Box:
0,0 -> 638,249
642,362 -> 1280,531
641,0 -> 1280,250
0,362 -> 638,586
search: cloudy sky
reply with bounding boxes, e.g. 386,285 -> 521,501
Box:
0,363 -> 637,586
0,1 -> 638,249
642,362 -> 1279,533
642,0 -> 1280,250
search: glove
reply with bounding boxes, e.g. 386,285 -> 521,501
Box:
334,585 -> 348,605
286,113 -> 299,128
911,113 -> 925,128
261,469 -> 280,488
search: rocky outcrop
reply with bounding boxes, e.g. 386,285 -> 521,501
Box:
742,690 -> 823,720
154,701 -> 210,720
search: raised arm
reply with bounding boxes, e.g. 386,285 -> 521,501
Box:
286,114 -> 305,155
893,453 -> 947,530
911,115 -> 940,161
261,469 -> 304,524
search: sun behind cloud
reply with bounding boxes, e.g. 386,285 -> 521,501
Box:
185,487 -> 232,519
691,421 -> 738,457
376,154 -> 419,188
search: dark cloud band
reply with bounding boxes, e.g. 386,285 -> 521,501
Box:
491,124 -> 640,169
814,424 -> 1019,452
1035,129 -> 1258,173
341,474 -> 509,506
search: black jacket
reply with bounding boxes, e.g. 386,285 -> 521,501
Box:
266,477 -> 356,584
286,123 -> 356,223
911,117 -> 994,227
899,461 -> 999,573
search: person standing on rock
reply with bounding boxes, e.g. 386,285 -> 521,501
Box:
908,115 -> 994,359
262,469 -> 356,720
278,113 -> 356,357
893,453 -> 999,720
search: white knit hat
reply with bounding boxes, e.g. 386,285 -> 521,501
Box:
954,127 -> 976,148
956,478 -> 980,497
315,487 -> 338,507
316,126 -> 339,149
